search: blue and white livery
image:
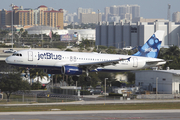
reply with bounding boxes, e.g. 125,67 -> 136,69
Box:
5,30 -> 166,76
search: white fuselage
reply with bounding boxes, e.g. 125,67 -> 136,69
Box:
5,50 -> 166,72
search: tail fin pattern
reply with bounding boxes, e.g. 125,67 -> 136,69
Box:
133,30 -> 164,58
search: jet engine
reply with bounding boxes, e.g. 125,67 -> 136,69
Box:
61,66 -> 83,75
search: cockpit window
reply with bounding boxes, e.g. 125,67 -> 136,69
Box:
12,53 -> 22,57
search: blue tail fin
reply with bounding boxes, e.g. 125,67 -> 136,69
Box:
133,30 -> 164,58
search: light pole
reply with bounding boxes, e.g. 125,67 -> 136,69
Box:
156,77 -> 158,99
10,3 -> 14,48
105,78 -> 108,95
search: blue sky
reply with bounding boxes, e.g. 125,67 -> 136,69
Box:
0,0 -> 179,19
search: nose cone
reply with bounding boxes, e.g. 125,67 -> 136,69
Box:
5,57 -> 9,63
5,56 -> 12,64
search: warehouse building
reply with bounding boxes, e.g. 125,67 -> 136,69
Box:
135,70 -> 180,94
96,20 -> 180,48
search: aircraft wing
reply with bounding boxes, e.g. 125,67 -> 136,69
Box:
66,57 -> 131,70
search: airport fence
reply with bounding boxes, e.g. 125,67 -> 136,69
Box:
1,92 -> 180,104
0,94 -> 79,104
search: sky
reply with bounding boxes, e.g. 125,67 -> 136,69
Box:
0,0 -> 180,19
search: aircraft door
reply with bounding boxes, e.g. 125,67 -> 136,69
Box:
28,51 -> 33,61
133,57 -> 138,67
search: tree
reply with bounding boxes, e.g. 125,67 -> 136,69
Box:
21,30 -> 28,37
98,72 -> 115,86
31,82 -> 42,90
0,72 -> 31,102
29,68 -> 48,88
77,74 -> 89,88
89,73 -> 101,88
158,46 -> 180,69
126,72 -> 135,84
65,48 -> 73,51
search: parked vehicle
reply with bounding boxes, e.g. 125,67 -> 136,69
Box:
3,49 -> 17,53
123,46 -> 133,50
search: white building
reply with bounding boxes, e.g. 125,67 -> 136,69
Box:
115,74 -> 128,82
135,70 -> 180,94
80,12 -> 102,24
26,26 -> 95,42
68,29 -> 95,41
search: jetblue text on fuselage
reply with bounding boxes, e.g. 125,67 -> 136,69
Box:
38,52 -> 62,60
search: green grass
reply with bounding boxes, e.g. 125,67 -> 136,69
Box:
0,103 -> 180,112
1,94 -> 76,104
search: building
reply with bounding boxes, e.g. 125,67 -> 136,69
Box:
132,17 -> 165,23
26,26 -> 95,42
130,5 -> 140,19
0,5 -> 64,29
96,20 -> 180,48
110,5 -> 119,16
80,12 -> 102,24
26,26 -> 68,35
0,9 -> 12,27
77,7 -> 93,22
104,5 -> 140,22
104,7 -> 110,21
68,29 -> 95,41
172,11 -> 180,23
135,70 -> 180,94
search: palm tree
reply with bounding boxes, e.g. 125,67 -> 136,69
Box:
29,68 -> 48,88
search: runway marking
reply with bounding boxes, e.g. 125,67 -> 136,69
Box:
128,117 -> 144,119
28,119 -> 40,120
104,117 -> 119,119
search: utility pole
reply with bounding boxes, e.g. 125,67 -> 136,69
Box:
156,77 -> 158,99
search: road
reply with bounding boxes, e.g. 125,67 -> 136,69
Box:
1,110 -> 180,120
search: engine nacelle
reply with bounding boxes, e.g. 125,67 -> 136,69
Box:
61,66 -> 83,75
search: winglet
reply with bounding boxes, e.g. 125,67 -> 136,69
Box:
127,57 -> 131,61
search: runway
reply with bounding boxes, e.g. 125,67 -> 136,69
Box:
1,110 -> 180,120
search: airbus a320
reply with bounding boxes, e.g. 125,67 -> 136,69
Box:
5,30 -> 166,78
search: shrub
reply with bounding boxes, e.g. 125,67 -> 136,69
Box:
109,93 -> 123,96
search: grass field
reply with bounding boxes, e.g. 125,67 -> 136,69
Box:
0,103 -> 180,112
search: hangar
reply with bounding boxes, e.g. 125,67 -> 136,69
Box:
135,69 -> 180,94
96,20 -> 180,48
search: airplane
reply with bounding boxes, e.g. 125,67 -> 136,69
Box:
5,30 -> 166,80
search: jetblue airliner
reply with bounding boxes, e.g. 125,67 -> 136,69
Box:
5,30 -> 166,76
